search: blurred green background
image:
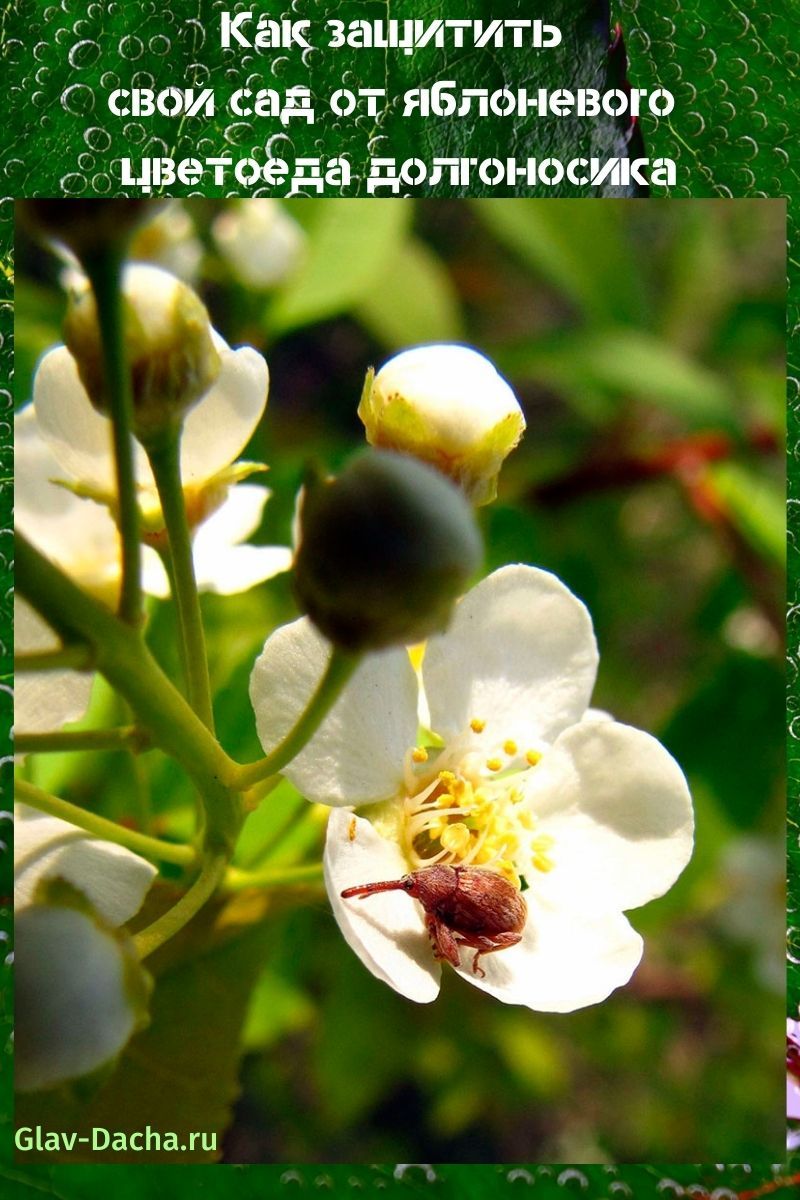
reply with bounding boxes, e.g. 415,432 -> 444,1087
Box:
15,198 -> 785,1163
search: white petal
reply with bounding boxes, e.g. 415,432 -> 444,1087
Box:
33,346 -> 151,493
525,720 -> 694,914
14,597 -> 94,734
15,905 -> 143,1092
141,546 -> 171,598
423,565 -> 598,749
194,544 -> 293,595
250,618 -> 418,805
190,485 -> 291,593
213,200 -> 304,289
369,344 -> 522,453
455,896 -> 643,1012
324,810 -> 440,1002
34,335 -> 267,495
193,484 -> 270,551
179,339 -> 268,485
14,804 -> 157,925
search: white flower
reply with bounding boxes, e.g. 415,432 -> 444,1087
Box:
129,201 -> 203,282
14,806 -> 157,1091
15,405 -> 168,603
15,899 -> 151,1093
250,565 -> 693,1010
28,266 -> 291,595
15,403 -> 164,736
212,199 -> 304,289
359,345 -> 526,504
15,803 -> 157,925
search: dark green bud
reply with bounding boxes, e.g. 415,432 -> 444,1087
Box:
294,450 -> 483,651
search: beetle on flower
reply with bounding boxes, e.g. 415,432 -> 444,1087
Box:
250,564 -> 694,1012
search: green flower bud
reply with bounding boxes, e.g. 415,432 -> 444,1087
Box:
359,344 -> 525,505
15,885 -> 152,1093
293,450 -> 482,651
63,264 -> 221,441
18,199 -> 163,261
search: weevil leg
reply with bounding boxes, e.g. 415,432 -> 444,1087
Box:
457,931 -> 523,978
425,914 -> 461,969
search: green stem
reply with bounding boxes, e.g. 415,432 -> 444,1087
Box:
146,432 -> 215,731
15,726 -> 148,756
224,861 -> 323,891
15,645 -> 94,672
134,854 -> 227,960
232,646 -> 360,790
82,250 -> 143,627
16,534 -> 242,855
15,778 -> 195,868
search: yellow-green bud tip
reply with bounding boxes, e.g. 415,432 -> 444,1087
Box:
359,344 -> 525,505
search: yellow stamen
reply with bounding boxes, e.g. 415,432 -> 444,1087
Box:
486,757 -> 502,772
503,739 -> 518,756
411,747 -> 428,763
440,823 -> 472,854
470,718 -> 486,733
526,749 -> 542,767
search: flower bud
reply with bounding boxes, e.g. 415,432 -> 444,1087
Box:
15,888 -> 151,1093
63,264 -> 221,440
359,345 -> 526,505
293,450 -> 482,651
18,199 -> 162,261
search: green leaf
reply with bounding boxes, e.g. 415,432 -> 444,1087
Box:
15,916 -> 273,1163
357,236 -> 464,348
661,653 -> 784,830
267,200 -> 412,333
472,200 -> 647,323
500,327 -> 734,425
709,462 -> 786,568
241,968 -> 313,1052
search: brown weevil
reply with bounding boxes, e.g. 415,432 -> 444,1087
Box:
340,864 -> 527,977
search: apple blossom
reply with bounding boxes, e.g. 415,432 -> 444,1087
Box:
15,803 -> 157,925
14,808 -> 157,1092
63,264 -> 221,437
359,345 -> 526,505
28,268 -> 291,596
15,891 -> 151,1093
250,565 -> 693,1011
212,199 -> 304,289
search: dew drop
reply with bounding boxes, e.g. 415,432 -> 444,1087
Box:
557,1169 -> 589,1190
61,82 -> 95,116
84,125 -> 111,151
59,172 -> 87,194
280,1169 -> 306,1187
393,1164 -> 437,1183
68,38 -> 100,68
119,33 -> 144,60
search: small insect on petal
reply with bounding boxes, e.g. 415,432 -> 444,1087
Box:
341,864 -> 526,977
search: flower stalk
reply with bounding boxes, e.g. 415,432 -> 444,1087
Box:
80,249 -> 143,627
15,778 -> 196,869
146,429 -> 215,731
235,645 -> 360,789
134,853 -> 228,960
15,726 -> 149,756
